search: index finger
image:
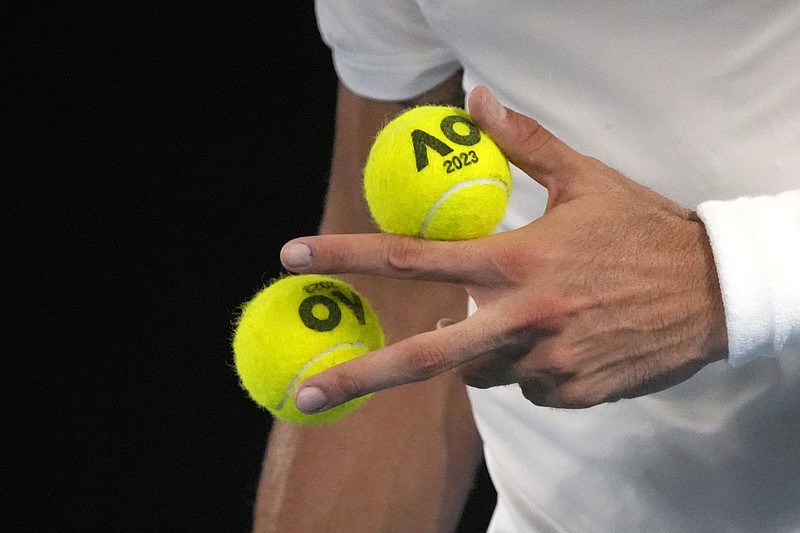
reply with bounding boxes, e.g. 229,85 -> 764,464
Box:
292,312 -> 505,414
280,232 -> 507,286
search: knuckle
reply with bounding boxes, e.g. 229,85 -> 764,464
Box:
536,296 -> 573,324
507,293 -> 574,335
519,382 -> 549,406
535,344 -> 575,376
404,340 -> 451,380
520,379 -> 593,409
461,374 -> 493,389
460,362 -> 504,389
512,113 -> 553,157
548,383 -> 602,410
328,369 -> 366,403
488,243 -> 539,284
382,235 -> 425,275
460,368 -> 493,389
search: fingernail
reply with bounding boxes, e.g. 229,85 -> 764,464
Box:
436,318 -> 455,330
281,243 -> 312,269
481,88 -> 506,122
295,387 -> 328,414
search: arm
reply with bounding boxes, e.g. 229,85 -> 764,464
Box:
254,76 -> 484,533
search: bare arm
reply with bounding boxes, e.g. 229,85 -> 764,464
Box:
254,75 -> 484,533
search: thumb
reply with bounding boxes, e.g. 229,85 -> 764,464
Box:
468,85 -> 588,199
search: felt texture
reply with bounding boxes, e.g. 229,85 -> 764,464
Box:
364,105 -> 512,240
232,275 -> 384,424
697,190 -> 800,367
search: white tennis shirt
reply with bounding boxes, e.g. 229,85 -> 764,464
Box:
315,1 -> 800,530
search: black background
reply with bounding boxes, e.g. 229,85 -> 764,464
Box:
4,3 -> 494,531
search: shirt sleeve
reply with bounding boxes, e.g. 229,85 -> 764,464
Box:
697,190 -> 800,366
314,0 -> 461,101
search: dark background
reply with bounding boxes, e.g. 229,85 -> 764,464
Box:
4,3 -> 494,532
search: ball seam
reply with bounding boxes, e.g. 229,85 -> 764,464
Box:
275,341 -> 368,411
419,178 -> 510,238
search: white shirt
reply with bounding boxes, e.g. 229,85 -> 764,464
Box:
316,1 -> 800,530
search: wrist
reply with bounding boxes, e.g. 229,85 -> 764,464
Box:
690,214 -> 729,362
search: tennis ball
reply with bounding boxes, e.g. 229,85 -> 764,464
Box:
364,105 -> 512,240
232,274 -> 384,424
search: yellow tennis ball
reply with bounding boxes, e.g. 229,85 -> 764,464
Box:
232,274 -> 384,424
364,105 -> 512,240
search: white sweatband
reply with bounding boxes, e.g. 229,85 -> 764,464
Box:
697,190 -> 800,367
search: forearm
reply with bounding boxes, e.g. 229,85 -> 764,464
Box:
318,78 -> 465,235
255,77 -> 483,533
257,374 -> 480,532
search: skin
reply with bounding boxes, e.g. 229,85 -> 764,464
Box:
285,85 -> 730,413
255,76 -> 483,532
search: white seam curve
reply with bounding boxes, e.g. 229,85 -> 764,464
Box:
275,341 -> 368,410
419,178 -> 509,238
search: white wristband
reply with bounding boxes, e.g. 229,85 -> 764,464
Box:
696,190 -> 800,367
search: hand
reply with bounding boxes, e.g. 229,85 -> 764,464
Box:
282,86 -> 728,412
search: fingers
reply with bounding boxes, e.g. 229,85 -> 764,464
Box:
280,232 -> 510,286
467,85 -> 589,197
293,313 -> 507,414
